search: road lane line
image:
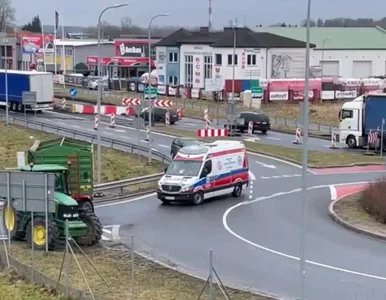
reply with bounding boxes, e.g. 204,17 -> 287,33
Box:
329,185 -> 337,201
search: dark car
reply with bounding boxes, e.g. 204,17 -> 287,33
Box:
139,107 -> 179,124
170,137 -> 201,158
224,112 -> 270,134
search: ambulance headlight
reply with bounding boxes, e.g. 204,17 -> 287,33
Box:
157,183 -> 162,190
181,185 -> 191,192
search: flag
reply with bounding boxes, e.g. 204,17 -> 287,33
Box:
55,11 -> 59,30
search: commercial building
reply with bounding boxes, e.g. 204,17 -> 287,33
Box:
254,26 -> 386,78
0,32 -> 21,70
155,27 -> 314,88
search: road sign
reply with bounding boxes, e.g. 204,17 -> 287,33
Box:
69,88 -> 77,97
251,87 -> 263,98
22,91 -> 37,106
122,98 -> 141,106
144,87 -> 157,99
153,99 -> 173,107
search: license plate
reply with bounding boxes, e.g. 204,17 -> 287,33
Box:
173,115 -> 177,117
262,122 -> 267,124
165,196 -> 174,200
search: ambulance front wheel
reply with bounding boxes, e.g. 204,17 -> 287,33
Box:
232,183 -> 243,197
192,191 -> 204,205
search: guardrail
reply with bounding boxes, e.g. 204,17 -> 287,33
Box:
0,112 -> 172,166
94,172 -> 163,193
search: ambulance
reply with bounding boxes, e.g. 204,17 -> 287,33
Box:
157,140 -> 249,205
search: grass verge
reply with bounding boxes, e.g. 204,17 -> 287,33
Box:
152,127 -> 384,167
0,269 -> 67,300
0,122 -> 164,182
54,86 -> 341,127
334,193 -> 386,238
2,242 -> 271,300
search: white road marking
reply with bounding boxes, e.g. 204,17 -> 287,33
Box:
266,137 -> 281,140
115,129 -> 125,132
255,161 -> 276,169
223,180 -> 386,281
244,137 -> 261,142
248,171 -> 256,181
94,192 -> 156,208
102,228 -> 112,235
140,140 -> 148,143
185,123 -> 198,126
104,132 -> 113,135
112,225 -> 121,241
159,144 -> 169,148
329,185 -> 337,201
101,236 -> 109,241
71,125 -> 80,128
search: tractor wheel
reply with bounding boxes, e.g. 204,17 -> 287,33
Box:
79,200 -> 94,213
26,217 -> 59,251
74,211 -> 102,247
2,202 -> 25,240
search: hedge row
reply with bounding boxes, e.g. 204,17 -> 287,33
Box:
360,178 -> 386,223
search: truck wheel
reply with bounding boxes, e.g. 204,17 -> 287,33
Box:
347,135 -> 357,148
192,191 -> 204,205
74,211 -> 102,246
17,104 -> 23,112
232,183 -> 243,197
2,202 -> 25,240
26,217 -> 59,251
11,102 -> 17,111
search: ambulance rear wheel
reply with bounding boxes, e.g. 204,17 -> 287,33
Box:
232,183 -> 243,197
192,191 -> 204,205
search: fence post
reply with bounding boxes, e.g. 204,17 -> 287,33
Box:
31,210 -> 35,279
131,234 -> 135,300
208,249 -> 214,300
65,220 -> 70,297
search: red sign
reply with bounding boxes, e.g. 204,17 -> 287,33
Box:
86,56 -> 155,68
20,34 -> 54,54
114,40 -> 149,57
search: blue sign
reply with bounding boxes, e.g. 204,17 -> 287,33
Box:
69,88 -> 77,97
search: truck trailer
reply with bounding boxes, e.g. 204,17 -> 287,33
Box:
339,93 -> 386,148
0,69 -> 53,112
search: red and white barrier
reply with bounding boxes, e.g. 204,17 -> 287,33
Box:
293,128 -> 302,144
248,121 -> 253,135
122,98 -> 141,106
165,110 -> 170,125
109,113 -> 116,128
94,114 -> 99,130
145,126 -> 150,141
204,108 -> 210,129
197,129 -> 229,137
71,104 -> 135,116
177,106 -> 182,119
154,99 -> 173,107
61,98 -> 66,109
330,132 -> 339,149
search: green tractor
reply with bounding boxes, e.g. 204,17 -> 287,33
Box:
2,138 -> 103,250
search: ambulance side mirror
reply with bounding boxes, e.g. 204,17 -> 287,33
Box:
164,167 -> 168,174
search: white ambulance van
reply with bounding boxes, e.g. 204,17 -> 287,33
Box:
157,140 -> 249,205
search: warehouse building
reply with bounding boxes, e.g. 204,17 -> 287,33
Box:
254,26 -> 386,78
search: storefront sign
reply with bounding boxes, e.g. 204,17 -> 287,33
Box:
269,91 -> 289,101
335,90 -> 357,99
86,56 -> 155,68
114,40 -> 149,57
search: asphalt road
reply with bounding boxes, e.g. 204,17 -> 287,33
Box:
5,109 -> 386,299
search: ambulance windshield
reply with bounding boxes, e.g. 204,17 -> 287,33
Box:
166,160 -> 202,176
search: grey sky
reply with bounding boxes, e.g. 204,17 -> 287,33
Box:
12,0 -> 386,28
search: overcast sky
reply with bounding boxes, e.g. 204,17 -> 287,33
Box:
12,0 -> 386,28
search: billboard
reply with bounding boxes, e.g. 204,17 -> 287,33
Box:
114,40 -> 150,57
21,34 -> 54,54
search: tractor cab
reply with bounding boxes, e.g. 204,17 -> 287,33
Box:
20,163 -> 71,195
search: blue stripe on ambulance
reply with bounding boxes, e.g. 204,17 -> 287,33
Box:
192,168 -> 248,189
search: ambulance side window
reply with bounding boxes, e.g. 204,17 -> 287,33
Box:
201,160 -> 212,178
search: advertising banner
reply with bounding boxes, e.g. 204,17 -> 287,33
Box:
21,34 -> 54,54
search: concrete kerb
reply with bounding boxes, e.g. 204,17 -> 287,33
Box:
0,248 -> 104,300
328,194 -> 386,241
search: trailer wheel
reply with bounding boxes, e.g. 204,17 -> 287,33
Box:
26,217 -> 59,251
74,211 -> 102,246
2,202 -> 25,240
17,103 -> 23,112
11,102 -> 17,111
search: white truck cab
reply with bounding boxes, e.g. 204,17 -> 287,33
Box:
157,140 -> 249,205
339,95 -> 364,148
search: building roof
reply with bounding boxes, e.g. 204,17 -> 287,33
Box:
156,27 -> 315,48
54,39 -> 114,47
253,26 -> 386,49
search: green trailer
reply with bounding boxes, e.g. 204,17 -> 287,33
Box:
28,137 -> 94,212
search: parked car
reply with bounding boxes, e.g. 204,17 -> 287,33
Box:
139,107 -> 179,125
170,137 -> 201,158
224,112 -> 270,134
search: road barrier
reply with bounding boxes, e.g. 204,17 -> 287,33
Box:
293,128 -> 302,144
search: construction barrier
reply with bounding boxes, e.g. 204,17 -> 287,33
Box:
70,104 -> 135,116
197,129 -> 229,137
293,128 -> 302,144
145,126 -> 150,141
204,108 -> 210,129
109,113 -> 116,128
61,98 -> 66,109
94,114 -> 99,130
248,121 -> 253,135
165,110 -> 170,125
329,132 -> 339,149
177,106 -> 182,119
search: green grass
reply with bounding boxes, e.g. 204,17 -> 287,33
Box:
151,127 -> 384,167
0,122 -> 164,183
3,242 -> 272,300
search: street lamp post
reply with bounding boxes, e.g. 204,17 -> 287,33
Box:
321,37 -> 331,78
230,20 -> 237,135
299,0 -> 311,299
96,3 -> 128,184
147,13 -> 169,163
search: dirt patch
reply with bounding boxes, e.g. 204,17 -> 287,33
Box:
2,241 -> 272,300
0,122 -> 164,183
151,127 -> 383,167
334,193 -> 386,238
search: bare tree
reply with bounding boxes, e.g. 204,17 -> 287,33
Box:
120,17 -> 132,30
0,0 -> 15,31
